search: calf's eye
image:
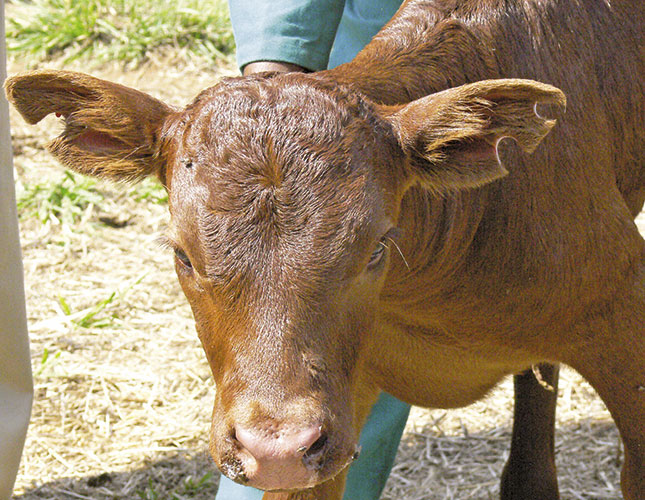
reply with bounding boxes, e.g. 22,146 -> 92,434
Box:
174,248 -> 193,270
367,240 -> 387,269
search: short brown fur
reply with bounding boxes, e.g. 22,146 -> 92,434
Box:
5,0 -> 644,498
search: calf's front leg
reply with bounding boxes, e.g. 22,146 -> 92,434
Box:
500,363 -> 560,500
564,268 -> 645,500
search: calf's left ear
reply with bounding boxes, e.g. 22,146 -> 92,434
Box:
5,70 -> 176,183
381,79 -> 566,191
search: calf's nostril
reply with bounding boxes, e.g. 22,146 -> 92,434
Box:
304,433 -> 328,458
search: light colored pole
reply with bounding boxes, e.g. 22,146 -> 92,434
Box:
0,1 -> 34,498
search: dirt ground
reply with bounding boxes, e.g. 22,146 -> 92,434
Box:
7,58 -> 643,500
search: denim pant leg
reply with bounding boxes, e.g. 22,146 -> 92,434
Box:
215,392 -> 410,500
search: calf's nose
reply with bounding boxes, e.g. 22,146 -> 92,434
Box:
235,422 -> 324,461
232,422 -> 328,490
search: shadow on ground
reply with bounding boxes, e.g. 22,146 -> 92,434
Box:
14,450 -> 220,500
14,418 -> 622,500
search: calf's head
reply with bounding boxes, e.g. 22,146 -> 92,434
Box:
5,70 -> 564,491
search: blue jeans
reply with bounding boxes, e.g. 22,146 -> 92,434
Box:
215,392 -> 411,499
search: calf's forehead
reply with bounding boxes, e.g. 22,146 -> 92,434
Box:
164,76 -> 395,279
173,74 -> 372,173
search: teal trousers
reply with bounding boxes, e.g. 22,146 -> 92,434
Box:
215,392 -> 410,499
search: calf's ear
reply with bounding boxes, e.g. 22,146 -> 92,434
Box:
4,70 -> 176,183
383,79 -> 566,192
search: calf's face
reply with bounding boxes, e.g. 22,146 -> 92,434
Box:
164,76 -> 403,489
5,70 -> 564,491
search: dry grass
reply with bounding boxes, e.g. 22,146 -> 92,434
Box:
8,57 -> 642,500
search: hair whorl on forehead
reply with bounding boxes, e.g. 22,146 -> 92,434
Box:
175,73 -> 389,195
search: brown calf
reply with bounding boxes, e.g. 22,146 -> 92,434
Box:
6,0 -> 644,498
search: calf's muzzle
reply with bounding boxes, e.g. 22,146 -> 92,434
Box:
214,407 -> 360,491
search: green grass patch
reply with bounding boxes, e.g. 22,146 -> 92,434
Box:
7,0 -> 235,65
131,178 -> 169,205
17,170 -> 104,225
58,292 -> 118,329
136,473 -> 217,500
35,347 -> 63,377
57,273 -> 146,329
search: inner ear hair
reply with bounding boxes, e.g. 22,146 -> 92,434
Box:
387,79 -> 566,191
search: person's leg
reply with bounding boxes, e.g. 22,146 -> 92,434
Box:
215,476 -> 263,500
343,393 -> 410,499
0,4 -> 34,498
215,392 -> 410,500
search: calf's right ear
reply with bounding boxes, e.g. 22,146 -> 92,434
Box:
5,70 -> 176,183
381,78 -> 566,192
